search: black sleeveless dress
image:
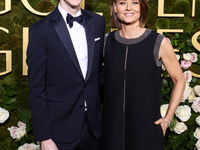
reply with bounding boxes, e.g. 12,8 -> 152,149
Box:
102,29 -> 165,150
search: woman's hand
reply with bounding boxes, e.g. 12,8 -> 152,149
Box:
154,118 -> 170,136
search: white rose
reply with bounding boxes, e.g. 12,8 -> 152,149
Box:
0,107 -> 9,123
7,126 -> 18,139
191,52 -> 198,63
183,53 -> 192,61
16,127 -> 26,139
194,85 -> 200,96
181,84 -> 192,102
174,122 -> 187,134
175,105 -> 191,122
18,143 -> 28,150
194,128 -> 200,139
188,89 -> 196,103
175,54 -> 180,61
183,71 -> 192,83
160,104 -> 169,117
192,97 -> 200,113
186,82 -> 190,87
18,121 -> 26,129
18,143 -> 40,150
197,116 -> 200,126
196,139 -> 200,150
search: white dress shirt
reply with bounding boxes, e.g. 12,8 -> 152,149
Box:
58,4 -> 88,110
58,4 -> 88,79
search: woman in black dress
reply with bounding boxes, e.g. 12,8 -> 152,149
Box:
102,0 -> 185,149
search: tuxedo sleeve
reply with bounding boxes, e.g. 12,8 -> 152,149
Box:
99,18 -> 105,86
26,24 -> 52,141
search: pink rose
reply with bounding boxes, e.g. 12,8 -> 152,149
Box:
183,71 -> 192,83
181,84 -> 192,102
191,53 -> 198,63
7,126 -> 18,139
17,121 -> 26,129
192,97 -> 200,113
181,60 -> 192,69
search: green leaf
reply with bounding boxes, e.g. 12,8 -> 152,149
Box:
1,103 -> 16,111
180,48 -> 186,53
174,40 -> 178,47
171,39 -> 174,46
187,48 -> 193,53
192,77 -> 197,83
169,80 -> 174,88
2,98 -> 16,104
183,44 -> 190,53
26,123 -> 33,133
163,70 -> 168,77
4,85 -> 12,92
180,55 -> 183,60
186,39 -> 192,46
18,109 -> 31,124
3,96 -> 9,102
0,89 -> 3,95
182,32 -> 190,41
169,117 -> 177,130
177,43 -> 185,50
196,55 -> 200,64
162,87 -> 170,94
6,90 -> 17,97
175,33 -> 180,39
162,79 -> 168,86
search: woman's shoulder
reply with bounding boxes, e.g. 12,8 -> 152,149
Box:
147,29 -> 165,39
104,30 -> 118,42
105,30 -> 118,37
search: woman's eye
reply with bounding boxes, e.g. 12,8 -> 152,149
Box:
132,1 -> 139,4
119,1 -> 126,4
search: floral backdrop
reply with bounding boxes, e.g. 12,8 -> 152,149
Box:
0,0 -> 200,149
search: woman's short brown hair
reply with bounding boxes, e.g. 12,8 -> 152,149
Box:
110,0 -> 149,28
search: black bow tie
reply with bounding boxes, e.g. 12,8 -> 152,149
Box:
67,13 -> 86,28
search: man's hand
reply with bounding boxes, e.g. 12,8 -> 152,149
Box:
41,139 -> 58,150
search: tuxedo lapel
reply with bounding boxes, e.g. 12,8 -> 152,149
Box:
83,10 -> 95,82
51,8 -> 83,78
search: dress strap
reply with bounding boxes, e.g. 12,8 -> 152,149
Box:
154,34 -> 164,67
103,33 -> 109,58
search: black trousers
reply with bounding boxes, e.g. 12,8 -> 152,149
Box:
56,112 -> 100,150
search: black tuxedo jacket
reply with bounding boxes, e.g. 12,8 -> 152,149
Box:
27,7 -> 105,143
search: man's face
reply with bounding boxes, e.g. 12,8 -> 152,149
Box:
63,0 -> 82,8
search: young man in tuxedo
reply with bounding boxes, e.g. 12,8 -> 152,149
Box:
26,0 -> 105,149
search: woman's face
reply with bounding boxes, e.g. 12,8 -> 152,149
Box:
114,0 -> 141,25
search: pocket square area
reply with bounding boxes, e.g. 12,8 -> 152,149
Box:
95,37 -> 101,41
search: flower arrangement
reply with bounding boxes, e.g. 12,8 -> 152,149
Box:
0,84 -> 38,149
161,32 -> 200,150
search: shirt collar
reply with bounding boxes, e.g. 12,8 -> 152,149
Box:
58,3 -> 82,22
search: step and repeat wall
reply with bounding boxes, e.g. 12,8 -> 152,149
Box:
0,0 -> 200,149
